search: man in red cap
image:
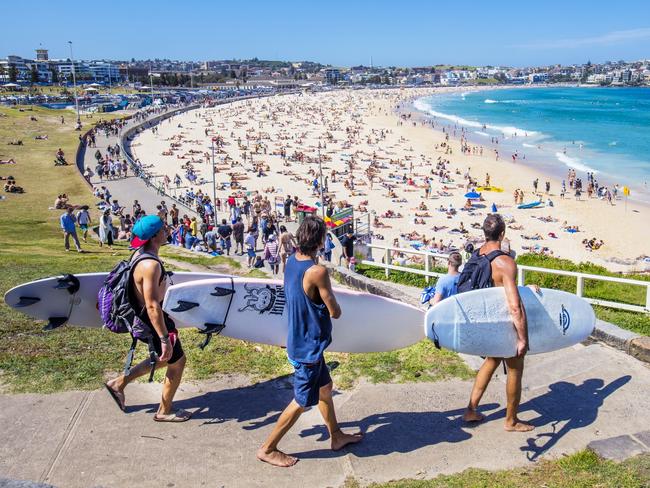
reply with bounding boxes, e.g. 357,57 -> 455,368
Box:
105,215 -> 191,422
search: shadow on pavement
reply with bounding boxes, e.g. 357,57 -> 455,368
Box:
292,403 -> 500,459
485,375 -> 631,460
127,375 -> 296,429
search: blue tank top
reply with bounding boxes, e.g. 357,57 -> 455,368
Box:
285,254 -> 332,363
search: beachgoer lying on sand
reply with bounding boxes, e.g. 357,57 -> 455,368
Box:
0,159 -> 16,164
508,224 -> 524,230
521,233 -> 543,240
584,238 -> 604,250
34,135 -> 48,140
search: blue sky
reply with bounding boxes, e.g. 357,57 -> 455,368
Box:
2,0 -> 649,67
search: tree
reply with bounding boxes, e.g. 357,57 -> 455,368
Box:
30,65 -> 39,83
8,65 -> 18,83
50,68 -> 59,83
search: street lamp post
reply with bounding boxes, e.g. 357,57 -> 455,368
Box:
318,148 -> 325,219
211,136 -> 218,223
67,41 -> 80,126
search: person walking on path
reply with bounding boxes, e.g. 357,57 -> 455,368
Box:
60,207 -> 82,252
263,234 -> 281,275
232,217 -> 245,255
99,209 -> 114,250
104,216 -> 191,422
462,214 -> 533,432
257,216 -> 362,467
76,206 -> 92,243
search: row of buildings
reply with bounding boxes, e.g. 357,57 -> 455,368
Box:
2,49 -> 650,87
0,49 -> 120,84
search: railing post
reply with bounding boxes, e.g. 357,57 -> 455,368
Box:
385,247 -> 391,278
646,285 -> 650,312
576,276 -> 584,297
517,267 -> 524,286
424,254 -> 430,284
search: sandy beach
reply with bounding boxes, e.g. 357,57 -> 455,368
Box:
128,88 -> 649,272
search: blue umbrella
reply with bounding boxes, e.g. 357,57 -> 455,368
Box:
464,191 -> 481,199
491,203 -> 498,212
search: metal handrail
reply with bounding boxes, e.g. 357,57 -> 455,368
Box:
360,242 -> 650,313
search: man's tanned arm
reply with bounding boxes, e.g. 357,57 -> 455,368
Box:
310,265 -> 341,319
498,257 -> 529,356
139,261 -> 171,360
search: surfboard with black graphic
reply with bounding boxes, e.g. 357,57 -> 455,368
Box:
163,277 -> 425,353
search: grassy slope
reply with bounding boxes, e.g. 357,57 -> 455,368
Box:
348,450 -> 650,488
0,106 -> 470,392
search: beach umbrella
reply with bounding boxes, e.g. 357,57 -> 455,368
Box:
491,203 -> 498,212
464,191 -> 481,199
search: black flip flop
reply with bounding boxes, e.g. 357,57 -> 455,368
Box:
104,383 -> 125,412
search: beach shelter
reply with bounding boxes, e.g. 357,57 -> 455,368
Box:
464,191 -> 481,200
3,83 -> 21,91
491,203 -> 498,212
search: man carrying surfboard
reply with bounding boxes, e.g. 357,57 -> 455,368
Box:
461,214 -> 534,432
104,215 -> 191,422
257,216 -> 362,467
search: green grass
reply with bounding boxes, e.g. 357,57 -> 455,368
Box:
158,248 -> 242,269
346,450 -> 650,488
356,255 -> 650,336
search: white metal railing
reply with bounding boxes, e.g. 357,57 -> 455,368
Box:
360,243 -> 650,314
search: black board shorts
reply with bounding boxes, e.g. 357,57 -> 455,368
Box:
138,315 -> 184,365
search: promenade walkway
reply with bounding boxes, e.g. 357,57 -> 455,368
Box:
1,340 -> 649,487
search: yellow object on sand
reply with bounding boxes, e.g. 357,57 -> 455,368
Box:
476,186 -> 504,192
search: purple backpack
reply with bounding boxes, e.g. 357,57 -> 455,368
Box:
98,252 -> 164,380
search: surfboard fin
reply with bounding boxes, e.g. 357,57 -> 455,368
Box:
15,296 -> 40,307
198,323 -> 226,350
55,274 -> 80,295
44,316 -> 68,331
210,286 -> 235,297
171,300 -> 199,312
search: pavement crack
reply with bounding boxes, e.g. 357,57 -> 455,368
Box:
40,390 -> 94,483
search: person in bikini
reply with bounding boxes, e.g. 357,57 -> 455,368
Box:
257,216 -> 362,467
104,215 -> 191,422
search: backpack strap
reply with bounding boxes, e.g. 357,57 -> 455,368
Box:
484,249 -> 508,262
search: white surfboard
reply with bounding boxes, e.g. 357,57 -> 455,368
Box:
162,277 -> 424,352
425,286 -> 595,357
4,272 -> 227,330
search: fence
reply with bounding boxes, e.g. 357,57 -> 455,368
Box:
360,243 -> 650,314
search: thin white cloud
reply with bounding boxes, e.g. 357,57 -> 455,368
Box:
514,27 -> 650,49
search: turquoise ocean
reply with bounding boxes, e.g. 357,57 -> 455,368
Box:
413,87 -> 650,200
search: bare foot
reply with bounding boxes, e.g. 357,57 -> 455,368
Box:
256,448 -> 298,467
504,421 -> 535,432
462,409 -> 485,423
331,430 -> 363,451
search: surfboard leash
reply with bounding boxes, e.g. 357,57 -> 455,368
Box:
198,277 -> 235,350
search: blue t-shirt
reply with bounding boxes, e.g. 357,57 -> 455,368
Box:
435,274 -> 459,300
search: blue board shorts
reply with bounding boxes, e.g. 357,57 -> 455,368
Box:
79,224 -> 89,231
289,356 -> 332,408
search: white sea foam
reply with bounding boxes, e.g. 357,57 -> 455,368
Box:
474,131 -> 490,137
484,99 -> 498,104
609,141 -> 618,146
555,152 -> 599,174
522,143 -> 537,148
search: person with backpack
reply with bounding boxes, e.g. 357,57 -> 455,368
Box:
104,215 -> 191,422
458,214 -> 532,432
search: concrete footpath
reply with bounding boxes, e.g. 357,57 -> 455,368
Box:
1,341 -> 649,488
